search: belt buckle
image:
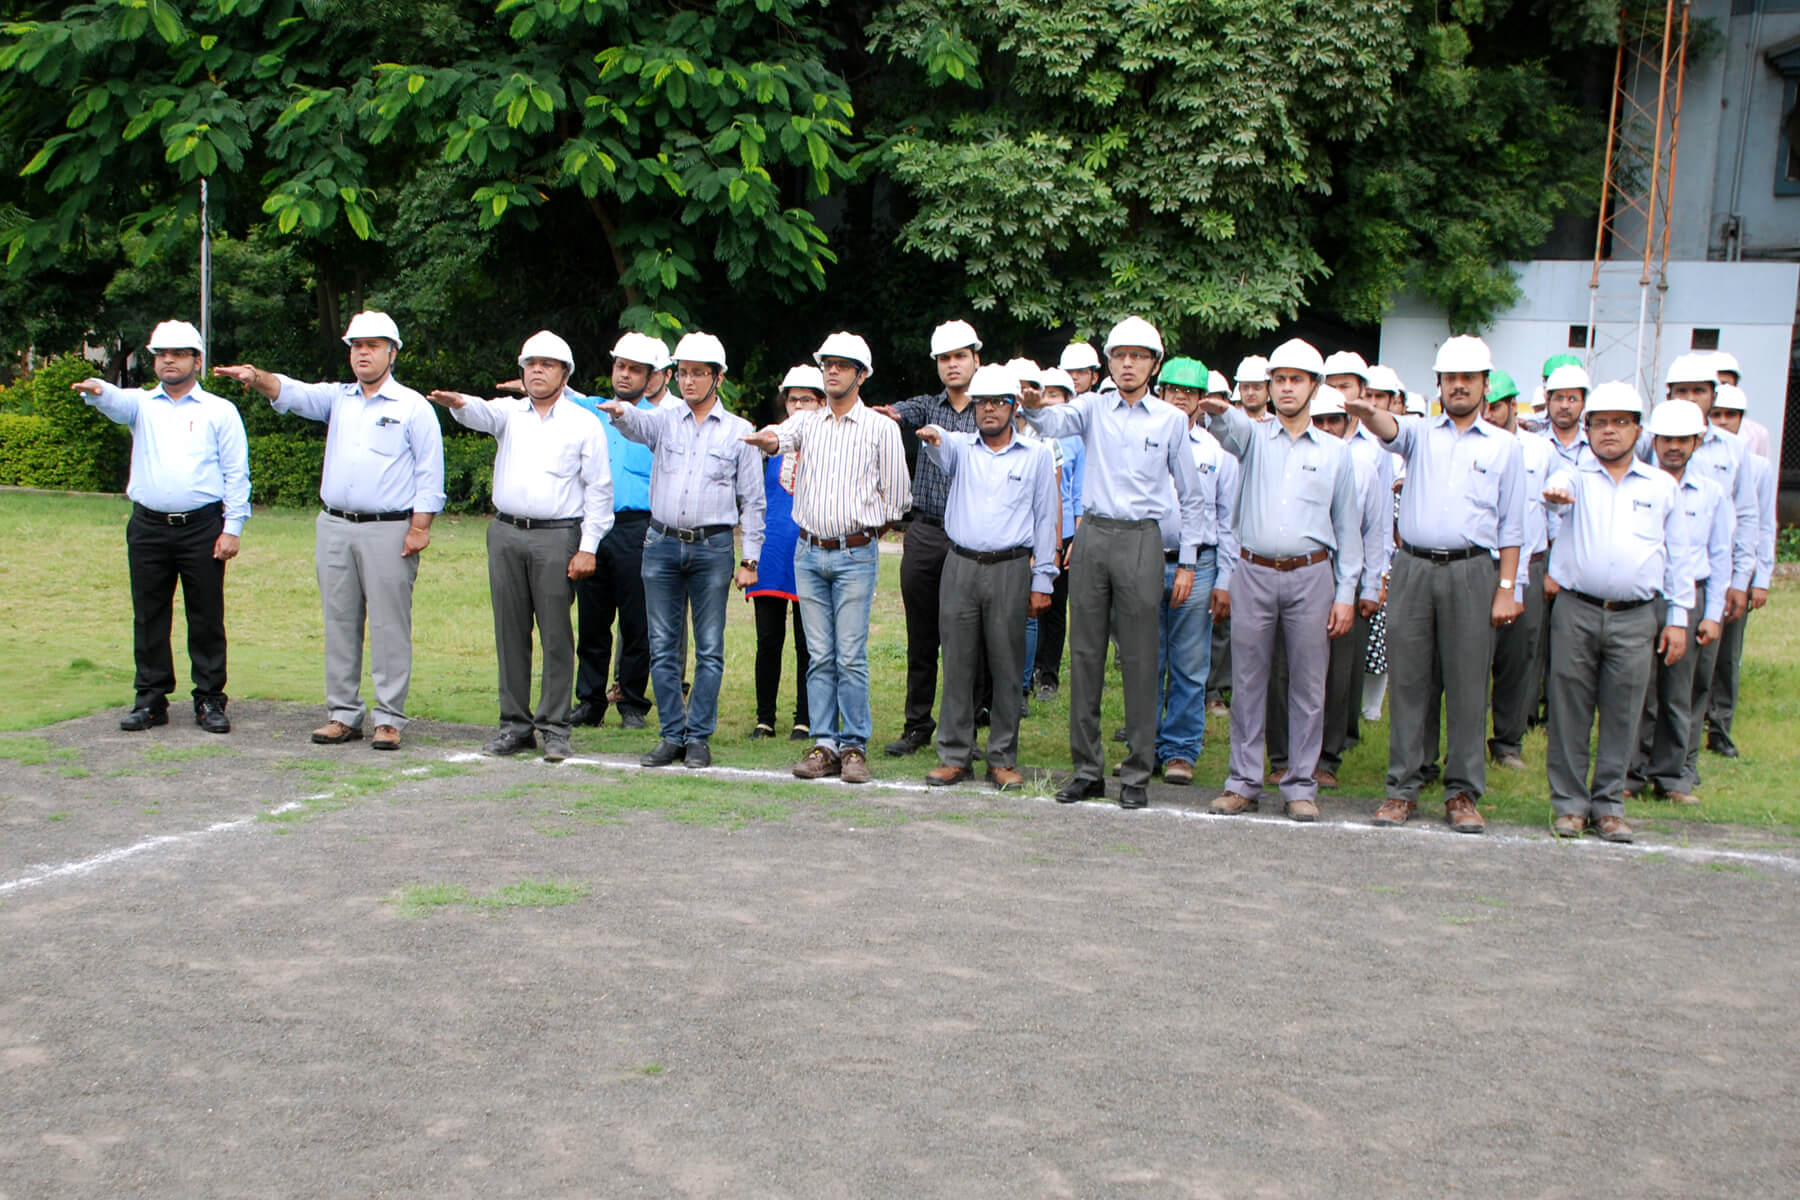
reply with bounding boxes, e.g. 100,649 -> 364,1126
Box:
518,516 -> 535,530
1426,547 -> 1452,564
676,527 -> 698,544
168,511 -> 189,526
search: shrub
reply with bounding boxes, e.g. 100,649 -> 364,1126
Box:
442,433 -> 496,514
247,433 -> 326,508
0,354 -> 128,490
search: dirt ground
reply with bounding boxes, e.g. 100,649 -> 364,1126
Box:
3,701 -> 1798,1198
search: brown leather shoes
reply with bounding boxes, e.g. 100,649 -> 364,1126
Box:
372,724 -> 401,751
1590,814 -> 1634,843
1445,792 -> 1485,834
1313,769 -> 1339,789
1665,790 -> 1700,806
1162,758 -> 1194,786
839,747 -> 871,784
1266,766 -> 1288,784
1552,812 -> 1585,838
986,765 -> 1024,791
926,764 -> 972,787
312,719 -> 362,745
1211,790 -> 1256,815
1286,797 -> 1318,822
1370,797 -> 1416,827
793,746 -> 840,779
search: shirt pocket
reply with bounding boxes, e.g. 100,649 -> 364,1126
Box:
1294,461 -> 1333,507
365,415 -> 407,458
1627,497 -> 1664,543
704,447 -> 738,484
548,440 -> 583,479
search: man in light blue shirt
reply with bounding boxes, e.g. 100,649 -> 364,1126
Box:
915,364 -> 1057,791
215,311 -> 445,751
1701,384 -> 1774,758
75,320 -> 249,734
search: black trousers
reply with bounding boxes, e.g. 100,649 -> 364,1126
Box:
127,504 -> 227,708
753,595 -> 810,728
574,510 -> 651,717
1032,544 -> 1071,685
898,518 -> 989,737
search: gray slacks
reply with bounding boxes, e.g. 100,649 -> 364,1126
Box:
1705,610 -> 1749,750
1067,516 -> 1164,788
488,518 -> 580,740
1546,596 -> 1657,817
1384,551 -> 1496,802
937,550 -> 1031,769
1266,602 -> 1363,775
1632,584 -> 1718,793
1489,552 -> 1549,758
1227,557 -> 1334,803
315,512 -> 419,729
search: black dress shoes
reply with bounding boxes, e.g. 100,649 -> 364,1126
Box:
683,742 -> 712,769
1117,785 -> 1148,810
640,739 -> 685,767
1055,777 -> 1107,804
483,730 -> 538,756
120,704 -> 168,732
569,702 -> 605,727
194,698 -> 230,734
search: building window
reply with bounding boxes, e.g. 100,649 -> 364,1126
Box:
1692,328 -> 1721,351
1772,41 -> 1800,196
1568,325 -> 1589,349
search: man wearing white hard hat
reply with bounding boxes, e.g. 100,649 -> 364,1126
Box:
217,311 -> 444,750
1623,397 -> 1731,806
1540,381 -> 1692,843
1700,383 -> 1776,760
913,364 -> 1059,791
1709,351 -> 1772,464
428,332 -> 612,762
1346,334 -> 1524,834
569,332 -> 665,731
598,331 -> 764,770
1199,343 -> 1362,821
872,319 -> 988,758
1022,316 -> 1207,809
75,320 -> 249,734
745,331 -> 910,785
1234,355 -> 1272,421
1058,341 -> 1104,398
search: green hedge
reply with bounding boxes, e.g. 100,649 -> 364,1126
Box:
249,431 -> 495,513
0,354 -> 129,490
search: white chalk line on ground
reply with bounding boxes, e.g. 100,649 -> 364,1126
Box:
0,802 -> 303,896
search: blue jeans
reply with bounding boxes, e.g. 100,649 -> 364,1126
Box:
641,527 -> 735,744
1155,548 -> 1218,764
793,540 -> 880,751
1022,617 -> 1039,692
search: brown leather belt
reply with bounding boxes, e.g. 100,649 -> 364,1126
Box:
801,529 -> 875,551
1239,548 -> 1329,572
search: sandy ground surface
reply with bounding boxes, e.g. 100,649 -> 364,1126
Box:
3,702 -> 1798,1198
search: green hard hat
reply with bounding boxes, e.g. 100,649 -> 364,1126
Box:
1542,353 -> 1582,379
1488,368 -> 1520,403
1157,355 -> 1209,389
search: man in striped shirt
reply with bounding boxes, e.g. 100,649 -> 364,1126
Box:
744,332 -> 911,784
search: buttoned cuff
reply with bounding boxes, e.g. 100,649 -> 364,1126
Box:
1665,605 -> 1689,628
579,534 -> 601,554
1731,570 -> 1753,590
740,536 -> 764,565
223,517 -> 246,537
1334,579 -> 1358,606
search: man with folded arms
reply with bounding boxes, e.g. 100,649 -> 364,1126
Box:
427,331 -> 612,763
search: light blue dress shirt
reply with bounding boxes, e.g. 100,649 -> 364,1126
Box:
924,430 -> 1060,594
1537,428 -> 1588,545
1641,424 -> 1755,589
1664,473 -> 1734,625
1022,391 -> 1206,559
609,399 -> 766,562
272,375 -> 446,514
1058,434 -> 1084,541
1381,413 -> 1524,552
1748,453 -> 1776,590
1158,425 -> 1239,588
87,381 -> 251,535
1545,457 -> 1694,622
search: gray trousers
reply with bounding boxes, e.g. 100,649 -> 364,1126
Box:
1546,596 -> 1657,817
488,518 -> 580,740
1632,584 -> 1719,793
1227,557 -> 1334,803
1266,603 -> 1364,775
1489,552 -> 1549,758
315,512 -> 419,729
1384,551 -> 1496,802
1705,610 -> 1749,750
1067,516 -> 1164,788
1207,616 -> 1232,703
937,551 -> 1031,769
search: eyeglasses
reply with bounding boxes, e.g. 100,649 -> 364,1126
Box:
973,397 -> 1014,408
1586,415 -> 1638,430
676,368 -> 715,381
1109,349 -> 1156,363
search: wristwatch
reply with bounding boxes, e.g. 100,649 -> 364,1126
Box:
740,559 -> 758,570
1498,577 -> 1515,590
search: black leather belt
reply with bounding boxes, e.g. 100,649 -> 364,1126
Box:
496,512 -> 580,530
1165,544 -> 1216,563
1529,549 -> 1548,565
912,513 -> 944,528
1401,542 -> 1484,564
650,519 -> 731,543
800,528 -> 875,550
324,506 -> 412,523
134,501 -> 221,526
1566,589 -> 1655,613
951,542 -> 1031,564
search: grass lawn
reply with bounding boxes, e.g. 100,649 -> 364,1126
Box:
5,489 -> 1797,834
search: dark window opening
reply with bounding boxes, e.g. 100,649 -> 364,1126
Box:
1568,325 -> 1589,349
1692,328 -> 1721,351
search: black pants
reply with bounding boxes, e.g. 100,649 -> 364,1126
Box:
574,510 -> 651,718
127,504 -> 227,708
898,518 -> 989,737
1032,546 -> 1071,685
753,595 -> 810,728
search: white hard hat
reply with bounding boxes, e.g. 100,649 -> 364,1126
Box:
611,332 -> 672,371
967,363 -> 1020,399
929,319 -> 982,357
1267,338 -> 1325,376
1710,350 -> 1741,377
1433,335 -> 1492,373
1713,383 -> 1748,412
1097,376 -> 1119,394
1585,380 -> 1643,416
1059,342 -> 1101,371
1103,316 -> 1164,358
1646,398 -> 1706,437
1309,385 -> 1347,417
518,330 -> 574,371
146,320 -> 205,353
1404,390 -> 1428,416
342,311 -> 402,348
1322,350 -> 1369,380
1364,364 -> 1403,394
1206,370 -> 1230,395
779,365 -> 825,393
1005,357 -> 1043,386
673,331 -> 727,372
1235,355 -> 1270,383
1040,367 -> 1076,396
813,331 -> 875,378
1665,353 -> 1717,387
1543,364 -> 1591,393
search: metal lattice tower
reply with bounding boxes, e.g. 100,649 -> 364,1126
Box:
1586,0 -> 1690,399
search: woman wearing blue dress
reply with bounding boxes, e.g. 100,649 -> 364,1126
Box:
746,367 -> 825,739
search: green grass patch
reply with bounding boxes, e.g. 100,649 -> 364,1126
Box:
45,810 -> 68,821
140,743 -> 235,764
634,1063 -> 666,1077
392,878 -> 588,917
0,736 -> 78,765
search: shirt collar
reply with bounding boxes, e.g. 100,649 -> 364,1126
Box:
972,432 -> 1027,456
826,400 -> 866,423
149,384 -> 202,405
1431,412 -> 1495,436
